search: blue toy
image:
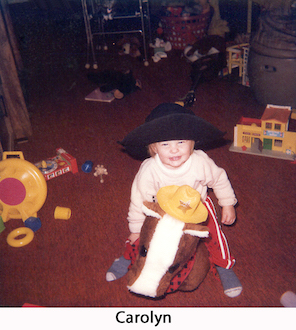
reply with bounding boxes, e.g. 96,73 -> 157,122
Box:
82,161 -> 93,173
25,217 -> 42,232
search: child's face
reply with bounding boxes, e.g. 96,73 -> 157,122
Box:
151,140 -> 195,169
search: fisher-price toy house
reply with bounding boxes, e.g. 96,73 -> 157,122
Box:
230,104 -> 296,160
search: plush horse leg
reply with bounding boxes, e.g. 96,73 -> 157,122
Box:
178,242 -> 210,292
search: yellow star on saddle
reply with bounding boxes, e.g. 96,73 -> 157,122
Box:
178,200 -> 192,214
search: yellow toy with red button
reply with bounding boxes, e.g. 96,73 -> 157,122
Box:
0,150 -> 73,248
0,151 -> 47,247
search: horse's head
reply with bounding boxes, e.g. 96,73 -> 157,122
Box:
127,201 -> 209,298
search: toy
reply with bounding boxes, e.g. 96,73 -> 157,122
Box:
35,148 -> 78,181
226,43 -> 249,78
207,0 -> 229,38
149,38 -> 172,63
127,186 -> 210,298
0,216 -> 5,233
230,104 -> 296,161
54,206 -> 71,220
25,217 -> 42,232
22,303 -> 42,307
94,165 -> 108,183
117,36 -> 141,58
82,160 -> 93,173
0,151 -> 47,223
7,227 -> 34,248
280,291 -> 296,307
87,70 -> 141,100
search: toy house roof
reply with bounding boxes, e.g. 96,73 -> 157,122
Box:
261,106 -> 291,124
238,117 -> 261,127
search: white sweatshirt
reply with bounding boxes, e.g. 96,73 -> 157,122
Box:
127,150 -> 237,233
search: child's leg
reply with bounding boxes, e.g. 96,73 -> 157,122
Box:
204,196 -> 242,297
106,239 -> 139,282
204,197 -> 235,268
215,266 -> 242,298
106,255 -> 131,282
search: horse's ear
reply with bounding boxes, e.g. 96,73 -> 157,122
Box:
142,201 -> 166,218
183,223 -> 209,238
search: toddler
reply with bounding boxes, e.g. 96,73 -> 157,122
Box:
106,103 -> 242,298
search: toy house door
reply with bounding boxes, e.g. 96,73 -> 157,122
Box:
263,138 -> 272,150
251,138 -> 262,152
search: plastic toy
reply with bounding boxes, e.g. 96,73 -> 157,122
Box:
82,160 -> 93,173
0,151 -> 47,223
280,291 -> 296,307
25,217 -> 42,232
7,227 -> 34,248
54,206 -> 71,220
35,148 -> 78,181
0,216 -> 5,233
22,303 -> 42,307
226,43 -> 249,77
230,104 -> 296,161
94,165 -> 108,183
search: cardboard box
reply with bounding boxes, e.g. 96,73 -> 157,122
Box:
35,148 -> 78,181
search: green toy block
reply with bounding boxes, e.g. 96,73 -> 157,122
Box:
0,216 -> 5,233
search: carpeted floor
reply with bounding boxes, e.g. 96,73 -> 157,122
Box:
0,3 -> 295,309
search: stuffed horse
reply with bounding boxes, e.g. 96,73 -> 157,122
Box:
127,185 -> 211,298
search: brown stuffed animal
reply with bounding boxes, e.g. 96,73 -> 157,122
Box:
127,200 -> 210,298
117,36 -> 141,58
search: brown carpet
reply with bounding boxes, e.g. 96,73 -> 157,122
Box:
0,4 -> 295,308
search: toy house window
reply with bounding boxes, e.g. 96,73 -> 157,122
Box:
242,135 -> 250,143
265,122 -> 272,129
274,139 -> 282,147
274,124 -> 281,130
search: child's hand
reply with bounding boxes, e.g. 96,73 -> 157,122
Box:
128,232 -> 140,244
221,205 -> 236,225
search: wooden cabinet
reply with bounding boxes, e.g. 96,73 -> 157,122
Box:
0,0 -> 32,154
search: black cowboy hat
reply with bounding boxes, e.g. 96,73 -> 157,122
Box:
119,103 -> 226,160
